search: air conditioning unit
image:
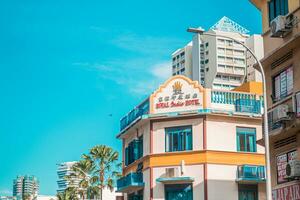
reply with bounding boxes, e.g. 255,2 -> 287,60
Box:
270,15 -> 290,37
272,104 -> 290,122
165,167 -> 180,178
286,160 -> 300,179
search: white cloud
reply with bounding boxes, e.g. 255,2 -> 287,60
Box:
0,189 -> 12,196
150,61 -> 171,80
76,29 -> 182,96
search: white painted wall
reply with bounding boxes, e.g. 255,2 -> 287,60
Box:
152,164 -> 204,200
206,115 -> 264,153
207,164 -> 238,200
152,118 -> 204,154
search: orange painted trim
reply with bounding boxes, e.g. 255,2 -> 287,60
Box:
123,150 -> 265,175
149,75 -> 205,114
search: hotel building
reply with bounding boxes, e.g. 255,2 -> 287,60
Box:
116,75 -> 266,200
13,175 -> 39,200
249,0 -> 300,199
56,161 -> 79,194
172,17 -> 264,89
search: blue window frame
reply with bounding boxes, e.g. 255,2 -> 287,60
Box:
165,184 -> 193,200
237,127 -> 257,153
268,0 -> 289,23
125,138 -> 143,166
165,126 -> 192,152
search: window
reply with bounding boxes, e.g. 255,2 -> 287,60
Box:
166,126 -> 192,152
273,66 -> 293,102
218,48 -> 225,54
237,127 -> 256,152
234,50 -> 244,56
227,49 -> 233,55
217,39 -> 225,45
165,184 -> 193,200
125,138 -> 143,166
268,0 -> 289,23
218,56 -> 225,62
222,76 -> 229,81
206,42 -> 209,47
234,58 -> 245,65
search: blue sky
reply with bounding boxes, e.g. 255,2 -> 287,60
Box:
0,0 -> 262,196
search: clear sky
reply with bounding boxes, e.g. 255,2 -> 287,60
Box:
0,0 -> 262,196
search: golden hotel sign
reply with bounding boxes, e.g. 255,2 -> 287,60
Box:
150,75 -> 204,114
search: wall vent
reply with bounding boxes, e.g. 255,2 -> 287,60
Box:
271,51 -> 293,69
274,135 -> 297,149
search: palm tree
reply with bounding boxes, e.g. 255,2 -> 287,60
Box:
83,145 -> 122,200
23,194 -> 31,200
56,187 -> 79,200
63,160 -> 97,200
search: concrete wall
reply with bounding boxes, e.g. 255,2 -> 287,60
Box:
206,115 -> 264,153
207,164 -> 238,200
152,164 -> 204,200
152,118 -> 204,154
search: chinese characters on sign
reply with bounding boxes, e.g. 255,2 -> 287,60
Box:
156,92 -> 200,109
152,78 -> 203,114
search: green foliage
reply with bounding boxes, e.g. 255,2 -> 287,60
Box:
62,145 -> 121,200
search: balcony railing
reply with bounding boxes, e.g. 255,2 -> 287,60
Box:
120,99 -> 149,131
211,90 -> 256,105
237,165 -> 265,182
235,99 -> 261,114
117,172 -> 144,192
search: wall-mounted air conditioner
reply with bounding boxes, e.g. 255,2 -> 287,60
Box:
286,160 -> 300,179
272,104 -> 290,122
165,167 -> 180,178
270,15 -> 294,38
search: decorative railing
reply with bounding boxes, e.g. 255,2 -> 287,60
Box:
211,90 -> 261,114
120,99 -> 149,131
237,165 -> 265,182
211,90 -> 256,105
117,172 -> 144,192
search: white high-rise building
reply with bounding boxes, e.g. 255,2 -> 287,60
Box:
171,42 -> 192,77
56,161 -> 79,194
171,16 -> 263,90
245,34 -> 264,82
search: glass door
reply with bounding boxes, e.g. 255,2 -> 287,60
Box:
238,184 -> 258,200
165,184 -> 193,200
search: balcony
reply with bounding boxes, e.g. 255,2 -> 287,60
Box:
237,165 -> 265,183
120,99 -> 149,132
211,90 -> 261,114
235,99 -> 261,114
116,172 -> 144,193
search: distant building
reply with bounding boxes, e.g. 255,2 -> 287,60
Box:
0,197 -> 16,200
171,16 -> 264,90
13,175 -> 39,200
245,34 -> 264,82
172,42 -> 193,77
36,195 -> 57,200
56,161 -> 79,194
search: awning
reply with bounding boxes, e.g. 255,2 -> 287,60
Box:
156,177 -> 194,184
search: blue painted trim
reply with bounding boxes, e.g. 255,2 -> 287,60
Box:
156,177 -> 195,183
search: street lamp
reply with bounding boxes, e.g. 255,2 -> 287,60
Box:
187,27 -> 272,200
